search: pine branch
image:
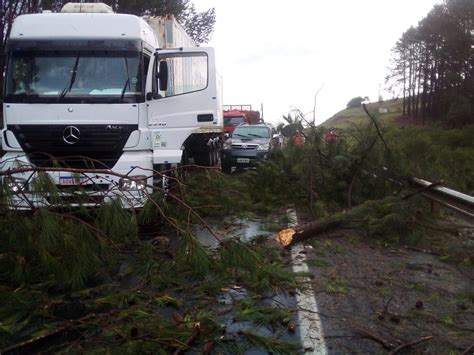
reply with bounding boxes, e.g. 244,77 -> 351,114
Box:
0,165 -> 223,243
48,210 -> 122,251
362,103 -> 392,155
0,310 -> 118,354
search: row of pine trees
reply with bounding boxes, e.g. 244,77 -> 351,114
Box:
387,0 -> 473,126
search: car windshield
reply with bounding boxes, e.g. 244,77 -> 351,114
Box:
5,50 -> 142,103
224,116 -> 245,126
233,126 -> 270,138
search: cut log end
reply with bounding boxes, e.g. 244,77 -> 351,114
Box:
276,220 -> 342,247
276,228 -> 296,246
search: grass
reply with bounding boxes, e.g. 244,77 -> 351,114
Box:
428,292 -> 441,303
321,98 -> 402,129
442,314 -> 456,326
453,293 -> 474,308
410,282 -> 428,293
376,286 -> 393,297
310,240 -> 340,254
307,257 -> 330,268
325,276 -> 347,295
320,98 -> 474,194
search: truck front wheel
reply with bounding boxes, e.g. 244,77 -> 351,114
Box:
221,162 -> 232,173
178,148 -> 190,179
194,149 -> 212,166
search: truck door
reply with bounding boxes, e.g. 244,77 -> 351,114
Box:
147,48 -> 221,130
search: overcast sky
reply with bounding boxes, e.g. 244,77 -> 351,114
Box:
194,0 -> 443,125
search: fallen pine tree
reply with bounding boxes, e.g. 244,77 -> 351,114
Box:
275,196 -> 463,248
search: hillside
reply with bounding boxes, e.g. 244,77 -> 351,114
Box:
319,98 -> 474,194
321,98 -> 402,128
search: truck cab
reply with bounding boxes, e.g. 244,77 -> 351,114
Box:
1,3 -> 222,209
223,105 -> 261,134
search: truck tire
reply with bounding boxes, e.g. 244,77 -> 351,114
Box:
213,143 -> 220,165
221,162 -> 232,173
195,149 -> 212,166
178,149 -> 189,179
211,143 -> 220,166
181,148 -> 190,166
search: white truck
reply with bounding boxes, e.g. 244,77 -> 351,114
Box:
1,2 -> 222,209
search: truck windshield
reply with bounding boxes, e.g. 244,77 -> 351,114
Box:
224,116 -> 245,126
5,51 -> 142,103
233,126 -> 270,138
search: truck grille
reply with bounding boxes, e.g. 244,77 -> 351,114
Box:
231,144 -> 258,150
46,194 -> 105,206
8,124 -> 137,169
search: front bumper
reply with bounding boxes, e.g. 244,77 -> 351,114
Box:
1,152 -> 153,210
221,149 -> 270,168
3,174 -> 152,210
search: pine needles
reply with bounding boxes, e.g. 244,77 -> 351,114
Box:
0,163 -> 305,353
235,299 -> 292,329
236,330 -> 301,354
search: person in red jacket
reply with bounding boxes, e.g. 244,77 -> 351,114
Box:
293,130 -> 305,146
324,130 -> 338,143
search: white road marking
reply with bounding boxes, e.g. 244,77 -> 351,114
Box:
287,209 -> 328,354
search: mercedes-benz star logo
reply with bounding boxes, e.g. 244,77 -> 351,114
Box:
63,126 -> 80,145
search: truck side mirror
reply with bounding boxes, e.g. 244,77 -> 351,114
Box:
157,60 -> 168,92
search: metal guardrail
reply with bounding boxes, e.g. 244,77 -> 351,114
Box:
409,178 -> 474,219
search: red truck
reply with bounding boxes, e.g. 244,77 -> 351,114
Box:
223,105 -> 261,134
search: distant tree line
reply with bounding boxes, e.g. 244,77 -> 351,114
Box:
41,0 -> 216,44
386,0 -> 473,126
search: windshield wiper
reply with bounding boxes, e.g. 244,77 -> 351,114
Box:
120,56 -> 131,103
58,54 -> 80,102
232,133 -> 248,138
120,78 -> 130,102
248,133 -> 265,138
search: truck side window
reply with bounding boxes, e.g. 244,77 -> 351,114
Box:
143,54 -> 150,96
143,54 -> 150,74
157,52 -> 208,98
151,56 -> 166,99
151,56 -> 158,99
143,54 -> 150,81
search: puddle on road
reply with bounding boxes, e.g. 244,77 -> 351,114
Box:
195,217 -> 273,248
194,218 -> 303,354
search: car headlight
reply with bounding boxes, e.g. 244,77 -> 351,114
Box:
119,175 -> 147,191
5,177 -> 29,193
257,143 -> 270,151
223,142 -> 232,150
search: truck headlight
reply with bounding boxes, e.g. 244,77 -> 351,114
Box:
223,142 -> 232,150
257,143 -> 270,151
119,175 -> 147,191
5,177 -> 29,193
